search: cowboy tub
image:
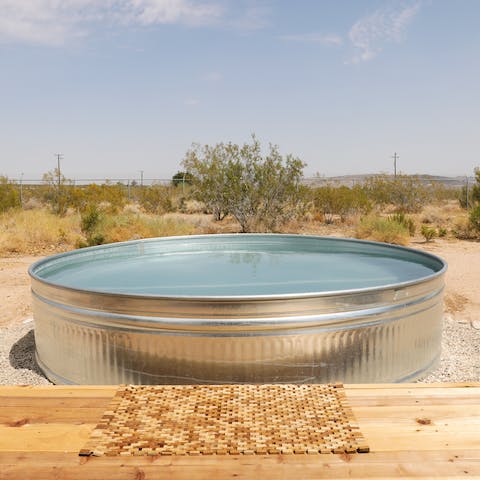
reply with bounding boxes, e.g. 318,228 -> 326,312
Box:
29,234 -> 446,384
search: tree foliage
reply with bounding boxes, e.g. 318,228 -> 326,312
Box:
41,169 -> 73,216
312,184 -> 371,223
172,171 -> 194,188
460,167 -> 480,209
364,174 -> 430,213
183,136 -> 306,232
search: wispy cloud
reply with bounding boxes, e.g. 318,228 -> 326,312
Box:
228,2 -> 271,31
281,32 -> 342,46
127,0 -> 223,27
183,98 -> 200,106
0,0 -> 224,46
348,1 -> 422,63
202,71 -> 223,82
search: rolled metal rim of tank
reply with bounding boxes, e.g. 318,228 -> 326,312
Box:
29,233 -> 447,302
29,234 -> 447,385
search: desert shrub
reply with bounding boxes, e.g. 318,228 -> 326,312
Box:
312,184 -> 371,223
138,185 -> 175,214
430,183 -> 460,203
72,183 -> 127,213
459,167 -> 480,209
78,205 -> 105,247
183,143 -> 232,221
469,205 -> 480,232
452,217 -> 475,239
364,175 -> 430,213
421,225 -> 437,242
438,227 -> 448,238
183,136 -> 306,232
41,169 -> 75,216
356,215 -> 410,245
389,212 -> 416,236
0,176 -> 20,212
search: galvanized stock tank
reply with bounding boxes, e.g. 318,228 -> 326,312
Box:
29,234 -> 446,385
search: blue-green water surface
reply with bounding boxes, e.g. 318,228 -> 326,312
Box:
35,238 -> 439,296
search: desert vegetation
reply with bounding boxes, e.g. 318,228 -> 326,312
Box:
0,149 -> 479,255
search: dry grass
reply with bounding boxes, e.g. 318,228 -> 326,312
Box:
101,213 -> 197,243
0,209 -> 81,255
0,199 -> 473,256
355,215 -> 410,245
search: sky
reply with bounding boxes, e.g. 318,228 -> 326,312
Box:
0,0 -> 479,181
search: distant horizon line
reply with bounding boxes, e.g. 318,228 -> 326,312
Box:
4,172 -> 475,184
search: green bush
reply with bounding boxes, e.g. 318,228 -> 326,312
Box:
79,205 -> 105,247
421,225 -> 437,242
0,176 -> 20,212
138,185 -> 175,214
364,175 -> 430,213
312,184 -> 371,223
469,205 -> 480,231
389,212 -> 416,236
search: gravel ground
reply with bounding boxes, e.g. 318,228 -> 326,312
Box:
0,318 -> 51,385
0,315 -> 479,385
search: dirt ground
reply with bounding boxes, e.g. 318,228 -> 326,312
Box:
0,238 -> 478,328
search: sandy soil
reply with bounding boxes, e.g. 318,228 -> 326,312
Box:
415,239 -> 480,324
0,256 -> 39,327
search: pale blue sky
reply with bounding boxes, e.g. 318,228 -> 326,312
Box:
1,0 -> 479,180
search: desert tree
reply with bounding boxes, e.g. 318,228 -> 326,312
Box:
183,136 -> 306,232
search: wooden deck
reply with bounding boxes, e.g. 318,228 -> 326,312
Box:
0,383 -> 479,479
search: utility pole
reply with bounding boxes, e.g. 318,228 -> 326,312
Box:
466,176 -> 469,210
54,153 -> 63,188
391,152 -> 399,178
19,172 -> 24,208
140,170 -> 144,187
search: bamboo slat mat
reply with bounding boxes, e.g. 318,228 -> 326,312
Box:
79,384 -> 369,456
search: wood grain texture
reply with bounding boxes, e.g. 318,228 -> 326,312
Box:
0,383 -> 479,479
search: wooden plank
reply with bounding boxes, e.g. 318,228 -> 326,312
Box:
352,405 -> 480,422
346,393 -> 480,407
0,424 -> 94,452
0,397 -> 112,408
0,386 -> 117,397
0,406 -> 107,425
0,384 -> 479,478
0,450 -> 479,479
345,382 -> 480,389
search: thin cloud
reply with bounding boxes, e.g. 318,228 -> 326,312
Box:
228,2 -> 271,31
0,0 -> 224,46
281,32 -> 342,46
348,1 -> 422,63
183,98 -> 200,105
130,0 -> 223,26
202,71 -> 223,82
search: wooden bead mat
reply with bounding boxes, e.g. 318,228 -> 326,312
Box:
80,384 -> 369,457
